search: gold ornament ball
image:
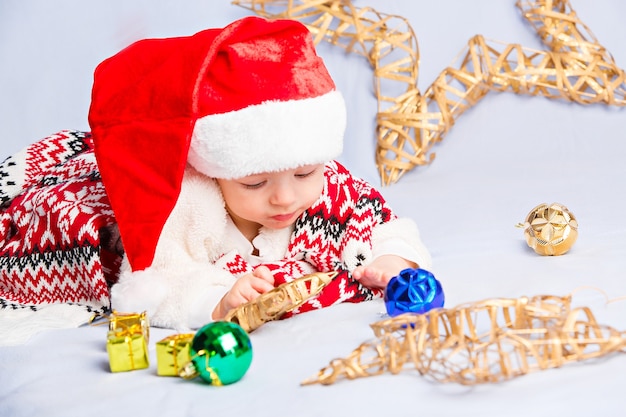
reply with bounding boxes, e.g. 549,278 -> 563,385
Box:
519,203 -> 578,256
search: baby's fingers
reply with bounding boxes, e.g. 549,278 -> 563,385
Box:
249,275 -> 275,294
253,265 -> 275,285
352,266 -> 388,289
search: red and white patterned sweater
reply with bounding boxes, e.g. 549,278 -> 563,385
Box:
0,131 -> 117,314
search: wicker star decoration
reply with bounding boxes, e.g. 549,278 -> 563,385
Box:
232,0 -> 626,185
300,293 -> 626,386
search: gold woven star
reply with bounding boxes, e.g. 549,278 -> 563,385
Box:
232,0 -> 626,184
301,293 -> 626,386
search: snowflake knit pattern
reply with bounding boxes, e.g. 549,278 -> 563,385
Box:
0,131 -> 117,312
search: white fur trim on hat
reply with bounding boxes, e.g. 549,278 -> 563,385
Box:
188,90 -> 345,179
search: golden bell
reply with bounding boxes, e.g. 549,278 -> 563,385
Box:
518,203 -> 578,256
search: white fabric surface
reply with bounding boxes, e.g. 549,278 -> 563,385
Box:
1,1 -> 626,416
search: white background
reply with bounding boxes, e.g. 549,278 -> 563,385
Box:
1,1 -> 626,416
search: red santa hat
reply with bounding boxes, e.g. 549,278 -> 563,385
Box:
89,16 -> 346,273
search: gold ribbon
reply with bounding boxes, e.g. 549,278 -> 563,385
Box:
108,329 -> 144,371
179,349 -> 224,386
156,333 -> 195,376
103,311 -> 150,372
233,0 -> 626,185
107,311 -> 150,342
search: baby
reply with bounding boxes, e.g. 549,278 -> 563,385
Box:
89,16 -> 431,330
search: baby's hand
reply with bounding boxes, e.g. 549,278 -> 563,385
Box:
352,255 -> 417,289
212,266 -> 274,320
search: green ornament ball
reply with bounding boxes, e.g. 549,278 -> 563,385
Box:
189,321 -> 253,385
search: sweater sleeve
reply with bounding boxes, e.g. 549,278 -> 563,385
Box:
371,217 -> 433,270
333,162 -> 432,272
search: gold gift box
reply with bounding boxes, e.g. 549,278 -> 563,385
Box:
156,333 -> 195,376
106,311 -> 150,372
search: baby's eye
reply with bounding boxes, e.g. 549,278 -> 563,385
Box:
295,168 -> 316,178
241,181 -> 265,189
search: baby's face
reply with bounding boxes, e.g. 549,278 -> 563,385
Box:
216,164 -> 324,236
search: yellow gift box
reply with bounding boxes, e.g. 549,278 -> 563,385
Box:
106,311 -> 150,372
156,333 -> 195,376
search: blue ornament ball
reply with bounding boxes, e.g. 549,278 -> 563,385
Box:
384,268 -> 444,317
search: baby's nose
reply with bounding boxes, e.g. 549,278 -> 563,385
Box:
269,183 -> 297,206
